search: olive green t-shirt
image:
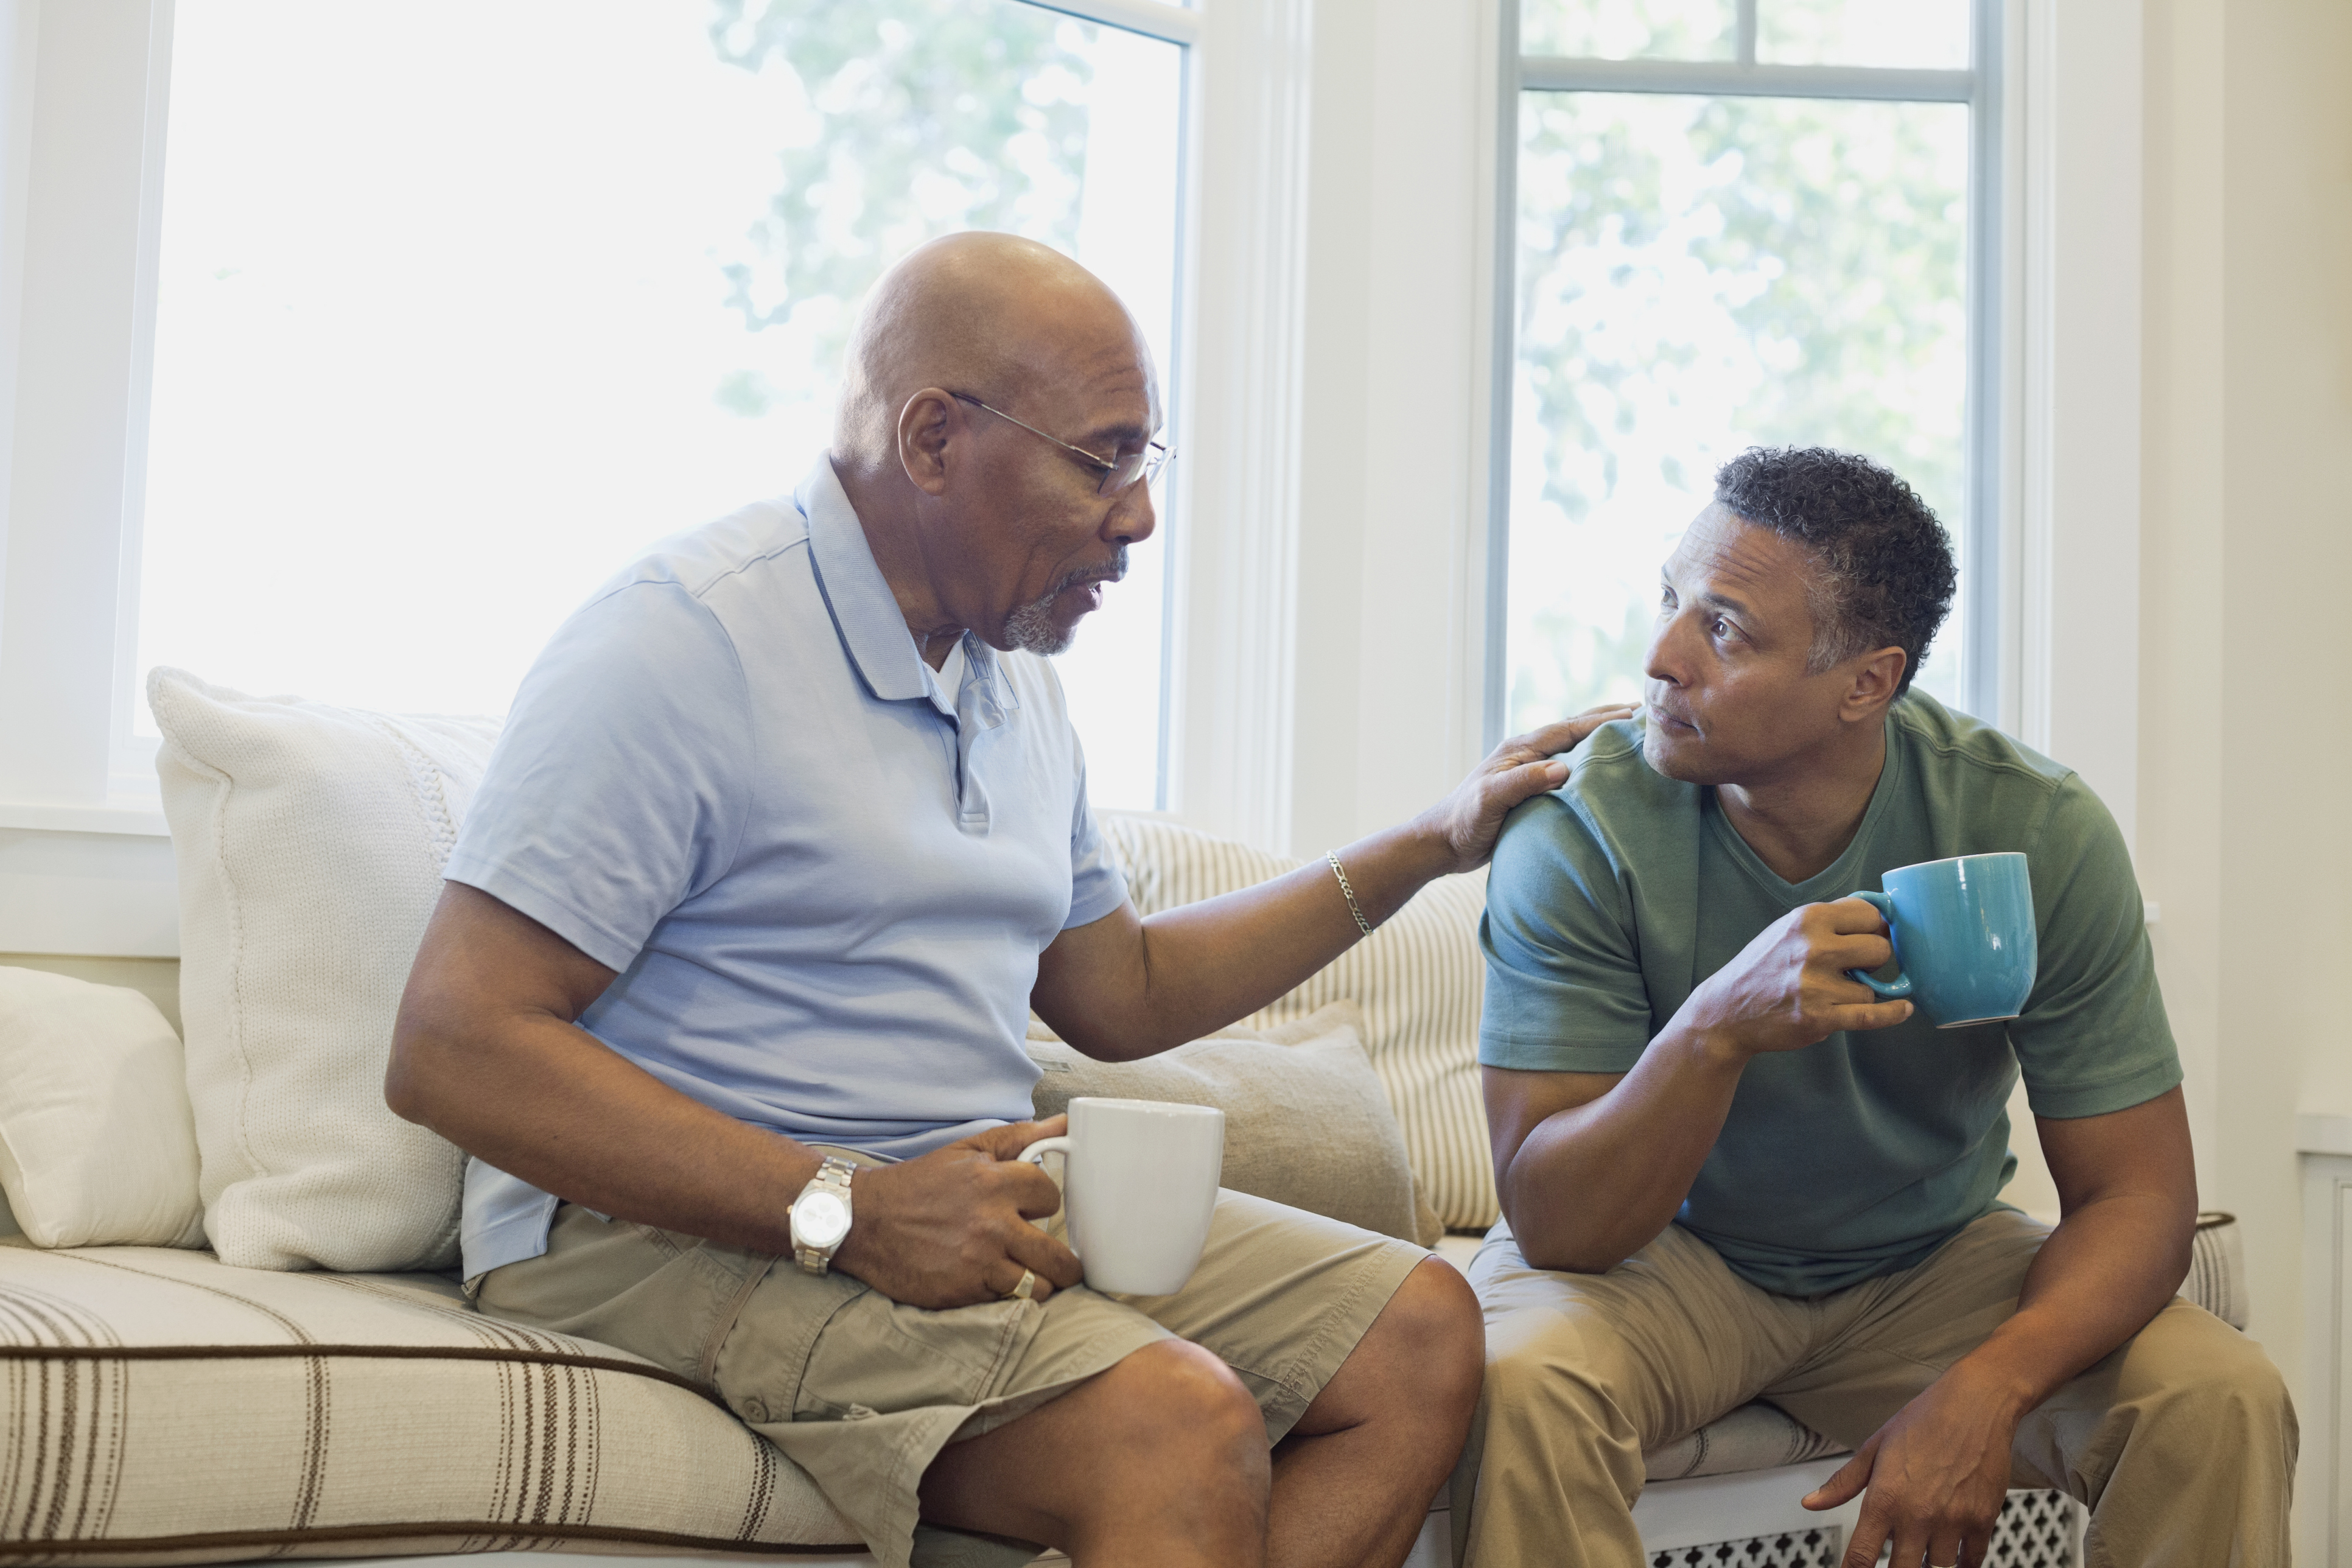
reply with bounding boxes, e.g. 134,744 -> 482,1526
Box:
1479,692 -> 2180,1296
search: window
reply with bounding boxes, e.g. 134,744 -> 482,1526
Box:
133,0 -> 1185,808
1493,0 -> 2000,738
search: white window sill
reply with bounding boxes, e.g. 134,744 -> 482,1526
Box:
0,799 -> 170,837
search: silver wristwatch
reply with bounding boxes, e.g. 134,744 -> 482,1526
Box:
789,1155 -> 858,1274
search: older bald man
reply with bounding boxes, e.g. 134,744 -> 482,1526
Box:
385,233 -> 1623,1568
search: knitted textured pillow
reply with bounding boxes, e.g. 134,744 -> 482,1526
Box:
149,668 -> 501,1271
1097,813 -> 1499,1231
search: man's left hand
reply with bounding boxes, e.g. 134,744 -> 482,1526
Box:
1804,1361 -> 2022,1568
1413,704 -> 1637,875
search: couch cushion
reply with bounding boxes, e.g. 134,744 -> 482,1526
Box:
149,668 -> 500,1273
1099,813 -> 1499,1230
0,1242 -> 859,1563
1026,1002 -> 1443,1247
1642,1400 -> 1847,1482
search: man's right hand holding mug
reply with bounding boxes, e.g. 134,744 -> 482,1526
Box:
831,1117 -> 1080,1310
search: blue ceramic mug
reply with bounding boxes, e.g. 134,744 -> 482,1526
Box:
1846,852 -> 2037,1029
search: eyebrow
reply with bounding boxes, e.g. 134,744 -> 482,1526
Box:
1697,590 -> 1753,618
1082,420 -> 1158,453
1662,573 -> 1756,620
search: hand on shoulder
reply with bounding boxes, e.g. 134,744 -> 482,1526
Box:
1417,702 -> 1639,875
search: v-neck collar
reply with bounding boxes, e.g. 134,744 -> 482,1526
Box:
1703,720 -> 1906,906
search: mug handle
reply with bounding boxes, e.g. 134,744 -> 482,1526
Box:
1844,890 -> 1914,999
1018,1136 -> 1073,1234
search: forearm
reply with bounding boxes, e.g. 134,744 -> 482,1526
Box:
1942,1191 -> 2194,1418
1064,819 -> 1455,1059
388,1010 -> 819,1253
1500,1023 -> 1746,1271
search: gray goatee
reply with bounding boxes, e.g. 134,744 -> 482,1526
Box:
1003,548 -> 1127,656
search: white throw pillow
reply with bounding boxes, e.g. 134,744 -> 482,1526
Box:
1098,813 -> 1500,1230
0,967 -> 206,1248
149,667 -> 502,1271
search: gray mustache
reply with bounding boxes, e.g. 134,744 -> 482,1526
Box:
1054,548 -> 1129,595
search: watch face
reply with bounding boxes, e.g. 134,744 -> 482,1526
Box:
795,1190 -> 850,1250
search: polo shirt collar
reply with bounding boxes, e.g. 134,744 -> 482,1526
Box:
798,456 -> 932,704
796,456 -> 1018,720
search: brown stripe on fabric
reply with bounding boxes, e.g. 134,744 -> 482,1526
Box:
576,1356 -> 602,1526
46,1255 -> 312,1346
0,1520 -> 866,1559
313,1275 -> 582,1359
0,1283 -> 122,1352
538,1363 -> 567,1523
483,1348 -> 520,1552
289,1351 -> 329,1533
2,1359 -> 22,1542
84,1357 -> 126,1543
737,1435 -> 780,1541
10,1359 -> 51,1544
553,1362 -> 581,1526
0,1345 -> 702,1393
52,1358 -> 82,1544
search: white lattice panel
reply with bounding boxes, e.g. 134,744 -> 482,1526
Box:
1643,1488 -> 2081,1568
1648,1530 -> 1844,1568
1986,1488 -> 2083,1567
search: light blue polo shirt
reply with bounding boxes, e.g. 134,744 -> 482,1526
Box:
447,457 -> 1129,1279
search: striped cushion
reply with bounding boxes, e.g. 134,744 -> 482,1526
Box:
2189,1210 -> 2248,1329
1098,813 -> 1499,1230
0,1242 -> 859,1564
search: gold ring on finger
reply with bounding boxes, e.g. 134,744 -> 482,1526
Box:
1001,1269 -> 1037,1301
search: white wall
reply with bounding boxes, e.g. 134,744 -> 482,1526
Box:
2136,0 -> 2352,1536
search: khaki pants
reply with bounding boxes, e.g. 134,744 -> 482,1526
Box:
479,1188 -> 1423,1568
1454,1209 -> 2295,1567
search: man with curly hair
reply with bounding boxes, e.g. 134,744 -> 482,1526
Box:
1458,447 -> 2293,1567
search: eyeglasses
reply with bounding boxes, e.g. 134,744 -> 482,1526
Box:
950,391 -> 1172,497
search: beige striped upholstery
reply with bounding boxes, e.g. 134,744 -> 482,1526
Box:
1098,813 -> 1500,1231
0,1242 -> 859,1564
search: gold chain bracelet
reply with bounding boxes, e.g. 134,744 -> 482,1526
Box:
1326,852 -> 1373,936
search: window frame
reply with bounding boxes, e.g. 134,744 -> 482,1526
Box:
2,0 -> 1205,838
1484,0 -> 2008,747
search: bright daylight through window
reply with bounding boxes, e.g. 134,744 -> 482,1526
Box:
1505,0 -> 1986,734
137,0 -> 1183,809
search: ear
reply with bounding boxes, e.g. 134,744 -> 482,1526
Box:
897,388 -> 959,497
1839,646 -> 1908,721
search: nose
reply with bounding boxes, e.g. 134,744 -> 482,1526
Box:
1643,605 -> 1687,690
1105,476 -> 1157,547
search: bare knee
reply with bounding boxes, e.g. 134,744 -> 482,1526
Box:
1383,1256 -> 1485,1418
1092,1339 -> 1269,1489
1302,1255 -> 1484,1463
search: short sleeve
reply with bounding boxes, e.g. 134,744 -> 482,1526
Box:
1479,794 -> 1656,1073
1063,747 -> 1129,930
445,581 -> 754,971
2007,774 -> 2182,1118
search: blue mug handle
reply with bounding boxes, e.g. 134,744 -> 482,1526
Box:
1844,889 -> 1914,999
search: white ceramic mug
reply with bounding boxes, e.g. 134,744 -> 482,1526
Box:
1018,1097 -> 1225,1296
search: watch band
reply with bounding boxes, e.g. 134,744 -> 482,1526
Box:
791,1155 -> 858,1275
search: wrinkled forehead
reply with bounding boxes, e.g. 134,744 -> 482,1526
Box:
1667,504 -> 1819,611
1031,300 -> 1162,443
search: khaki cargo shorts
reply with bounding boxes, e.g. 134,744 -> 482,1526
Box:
476,1177 -> 1426,1568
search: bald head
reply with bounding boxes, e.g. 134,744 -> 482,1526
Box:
833,232 -> 1145,463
